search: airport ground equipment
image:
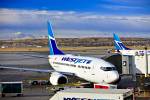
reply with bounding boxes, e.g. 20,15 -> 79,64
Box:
94,83 -> 117,89
0,81 -> 23,97
121,50 -> 150,77
50,88 -> 133,100
29,80 -> 50,85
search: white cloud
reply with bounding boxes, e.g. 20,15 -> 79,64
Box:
0,8 -> 150,39
14,32 -> 22,35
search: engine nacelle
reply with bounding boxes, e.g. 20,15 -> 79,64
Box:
50,72 -> 68,85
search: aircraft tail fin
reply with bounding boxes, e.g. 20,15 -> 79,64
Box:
47,21 -> 64,55
113,33 -> 131,50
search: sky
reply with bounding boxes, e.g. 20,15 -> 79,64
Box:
0,0 -> 150,39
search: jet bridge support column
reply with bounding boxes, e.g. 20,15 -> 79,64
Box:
145,47 -> 149,77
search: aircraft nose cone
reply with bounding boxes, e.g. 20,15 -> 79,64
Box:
106,71 -> 120,84
113,76 -> 121,84
109,72 -> 120,84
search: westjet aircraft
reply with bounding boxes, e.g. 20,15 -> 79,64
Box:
113,33 -> 131,50
0,22 -> 120,85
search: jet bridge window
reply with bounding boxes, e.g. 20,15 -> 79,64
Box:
100,67 -> 116,71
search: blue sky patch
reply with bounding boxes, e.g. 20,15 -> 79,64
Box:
0,0 -> 150,39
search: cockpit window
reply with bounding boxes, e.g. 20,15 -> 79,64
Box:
100,67 -> 116,71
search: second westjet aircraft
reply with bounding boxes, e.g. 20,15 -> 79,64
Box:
0,22 -> 120,85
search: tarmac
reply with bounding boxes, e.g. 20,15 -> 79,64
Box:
0,51 -> 150,100
0,86 -> 52,100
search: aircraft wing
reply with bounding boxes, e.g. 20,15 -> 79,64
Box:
23,54 -> 48,59
0,65 -> 75,75
0,65 -> 53,73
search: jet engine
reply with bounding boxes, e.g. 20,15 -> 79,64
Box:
49,72 -> 68,85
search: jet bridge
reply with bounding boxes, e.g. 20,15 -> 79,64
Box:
120,49 -> 150,77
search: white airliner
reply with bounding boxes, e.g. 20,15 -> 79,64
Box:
0,22 -> 120,85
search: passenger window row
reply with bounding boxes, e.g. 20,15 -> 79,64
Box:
78,65 -> 91,69
53,62 -> 91,69
53,62 -> 76,67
